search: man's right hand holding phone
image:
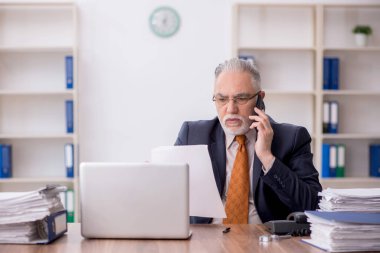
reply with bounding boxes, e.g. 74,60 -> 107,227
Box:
249,107 -> 275,171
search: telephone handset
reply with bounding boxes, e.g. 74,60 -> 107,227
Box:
264,212 -> 311,236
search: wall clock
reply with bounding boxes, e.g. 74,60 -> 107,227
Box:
149,6 -> 181,38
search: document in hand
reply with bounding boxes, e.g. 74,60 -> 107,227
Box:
151,145 -> 226,218
318,188 -> 380,212
0,185 -> 67,244
302,211 -> 380,252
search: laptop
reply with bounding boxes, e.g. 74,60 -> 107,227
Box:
79,162 -> 191,239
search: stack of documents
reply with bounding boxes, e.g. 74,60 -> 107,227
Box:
318,188 -> 380,212
0,185 -> 67,244
303,188 -> 380,252
303,211 -> 380,252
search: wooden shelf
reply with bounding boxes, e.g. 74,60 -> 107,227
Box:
323,47 -> 380,52
0,90 -> 74,96
0,133 -> 75,139
322,90 -> 380,96
0,46 -> 73,53
0,2 -> 74,8
266,90 -> 316,95
323,133 -> 380,140
234,3 -> 380,189
239,47 -> 316,51
0,177 -> 74,184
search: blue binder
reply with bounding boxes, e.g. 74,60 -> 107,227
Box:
65,144 -> 74,178
65,100 -> 74,133
305,210 -> 380,225
322,143 -> 330,178
0,144 -> 12,178
323,58 -> 331,90
65,56 -> 73,89
370,144 -> 380,177
329,101 -> 339,134
330,58 -> 340,90
37,210 -> 68,244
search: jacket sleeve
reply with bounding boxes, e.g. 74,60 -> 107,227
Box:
262,126 -> 322,211
174,122 -> 189,145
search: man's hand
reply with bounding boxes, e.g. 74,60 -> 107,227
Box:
249,107 -> 275,170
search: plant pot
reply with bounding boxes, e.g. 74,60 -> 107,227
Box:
355,33 -> 368,47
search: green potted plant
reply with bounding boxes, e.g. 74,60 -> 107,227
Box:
352,25 -> 373,47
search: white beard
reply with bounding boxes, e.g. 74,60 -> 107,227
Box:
219,114 -> 251,136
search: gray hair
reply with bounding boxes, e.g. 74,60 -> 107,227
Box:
214,58 -> 261,90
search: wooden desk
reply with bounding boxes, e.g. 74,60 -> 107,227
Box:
0,223 -> 324,253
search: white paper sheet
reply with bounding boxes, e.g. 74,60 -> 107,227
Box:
151,145 -> 226,218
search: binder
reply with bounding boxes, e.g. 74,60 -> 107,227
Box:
323,101 -> 329,133
322,143 -> 330,178
0,144 -> 12,178
370,144 -> 380,177
238,55 -> 255,65
65,56 -> 73,89
0,210 -> 67,244
329,101 -> 338,134
330,58 -> 339,90
305,210 -> 380,225
65,100 -> 74,133
66,190 -> 75,223
336,144 -> 345,177
329,145 -> 337,177
323,58 -> 331,90
64,144 -> 74,178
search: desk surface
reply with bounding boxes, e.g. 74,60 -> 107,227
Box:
0,223 -> 325,253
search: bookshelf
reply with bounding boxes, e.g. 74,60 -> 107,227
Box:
232,3 -> 380,189
0,2 -> 79,220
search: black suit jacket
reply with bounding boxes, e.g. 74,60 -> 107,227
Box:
175,117 -> 322,224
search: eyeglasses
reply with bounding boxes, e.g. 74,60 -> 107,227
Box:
212,91 -> 261,106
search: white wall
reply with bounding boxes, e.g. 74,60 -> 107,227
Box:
77,0 -> 230,162
77,0 -> 379,163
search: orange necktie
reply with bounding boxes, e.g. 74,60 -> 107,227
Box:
223,135 -> 249,224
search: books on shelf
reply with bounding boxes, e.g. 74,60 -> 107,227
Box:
65,143 -> 74,178
65,100 -> 74,133
322,143 -> 345,178
323,101 -> 339,134
370,144 -> 380,177
0,144 -> 12,178
66,189 -> 75,223
59,189 -> 74,223
323,57 -> 340,90
65,56 -> 73,89
0,185 -> 67,244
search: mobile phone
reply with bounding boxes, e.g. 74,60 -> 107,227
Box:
253,94 -> 265,139
255,95 -> 265,112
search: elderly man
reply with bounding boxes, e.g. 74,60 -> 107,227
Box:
175,58 -> 322,224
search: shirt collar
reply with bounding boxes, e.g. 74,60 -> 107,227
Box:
225,128 -> 256,149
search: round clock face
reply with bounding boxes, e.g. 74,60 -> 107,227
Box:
149,6 -> 180,38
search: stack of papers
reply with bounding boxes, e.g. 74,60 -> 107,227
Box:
0,185 -> 67,244
318,188 -> 380,212
303,211 -> 380,252
303,188 -> 380,252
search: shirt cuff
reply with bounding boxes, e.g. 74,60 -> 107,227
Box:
262,157 -> 275,175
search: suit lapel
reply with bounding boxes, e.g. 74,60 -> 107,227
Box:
209,123 -> 226,197
252,152 -> 263,198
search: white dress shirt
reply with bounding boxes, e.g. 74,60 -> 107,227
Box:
213,129 -> 263,224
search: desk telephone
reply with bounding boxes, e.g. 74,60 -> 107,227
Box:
264,212 -> 311,236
